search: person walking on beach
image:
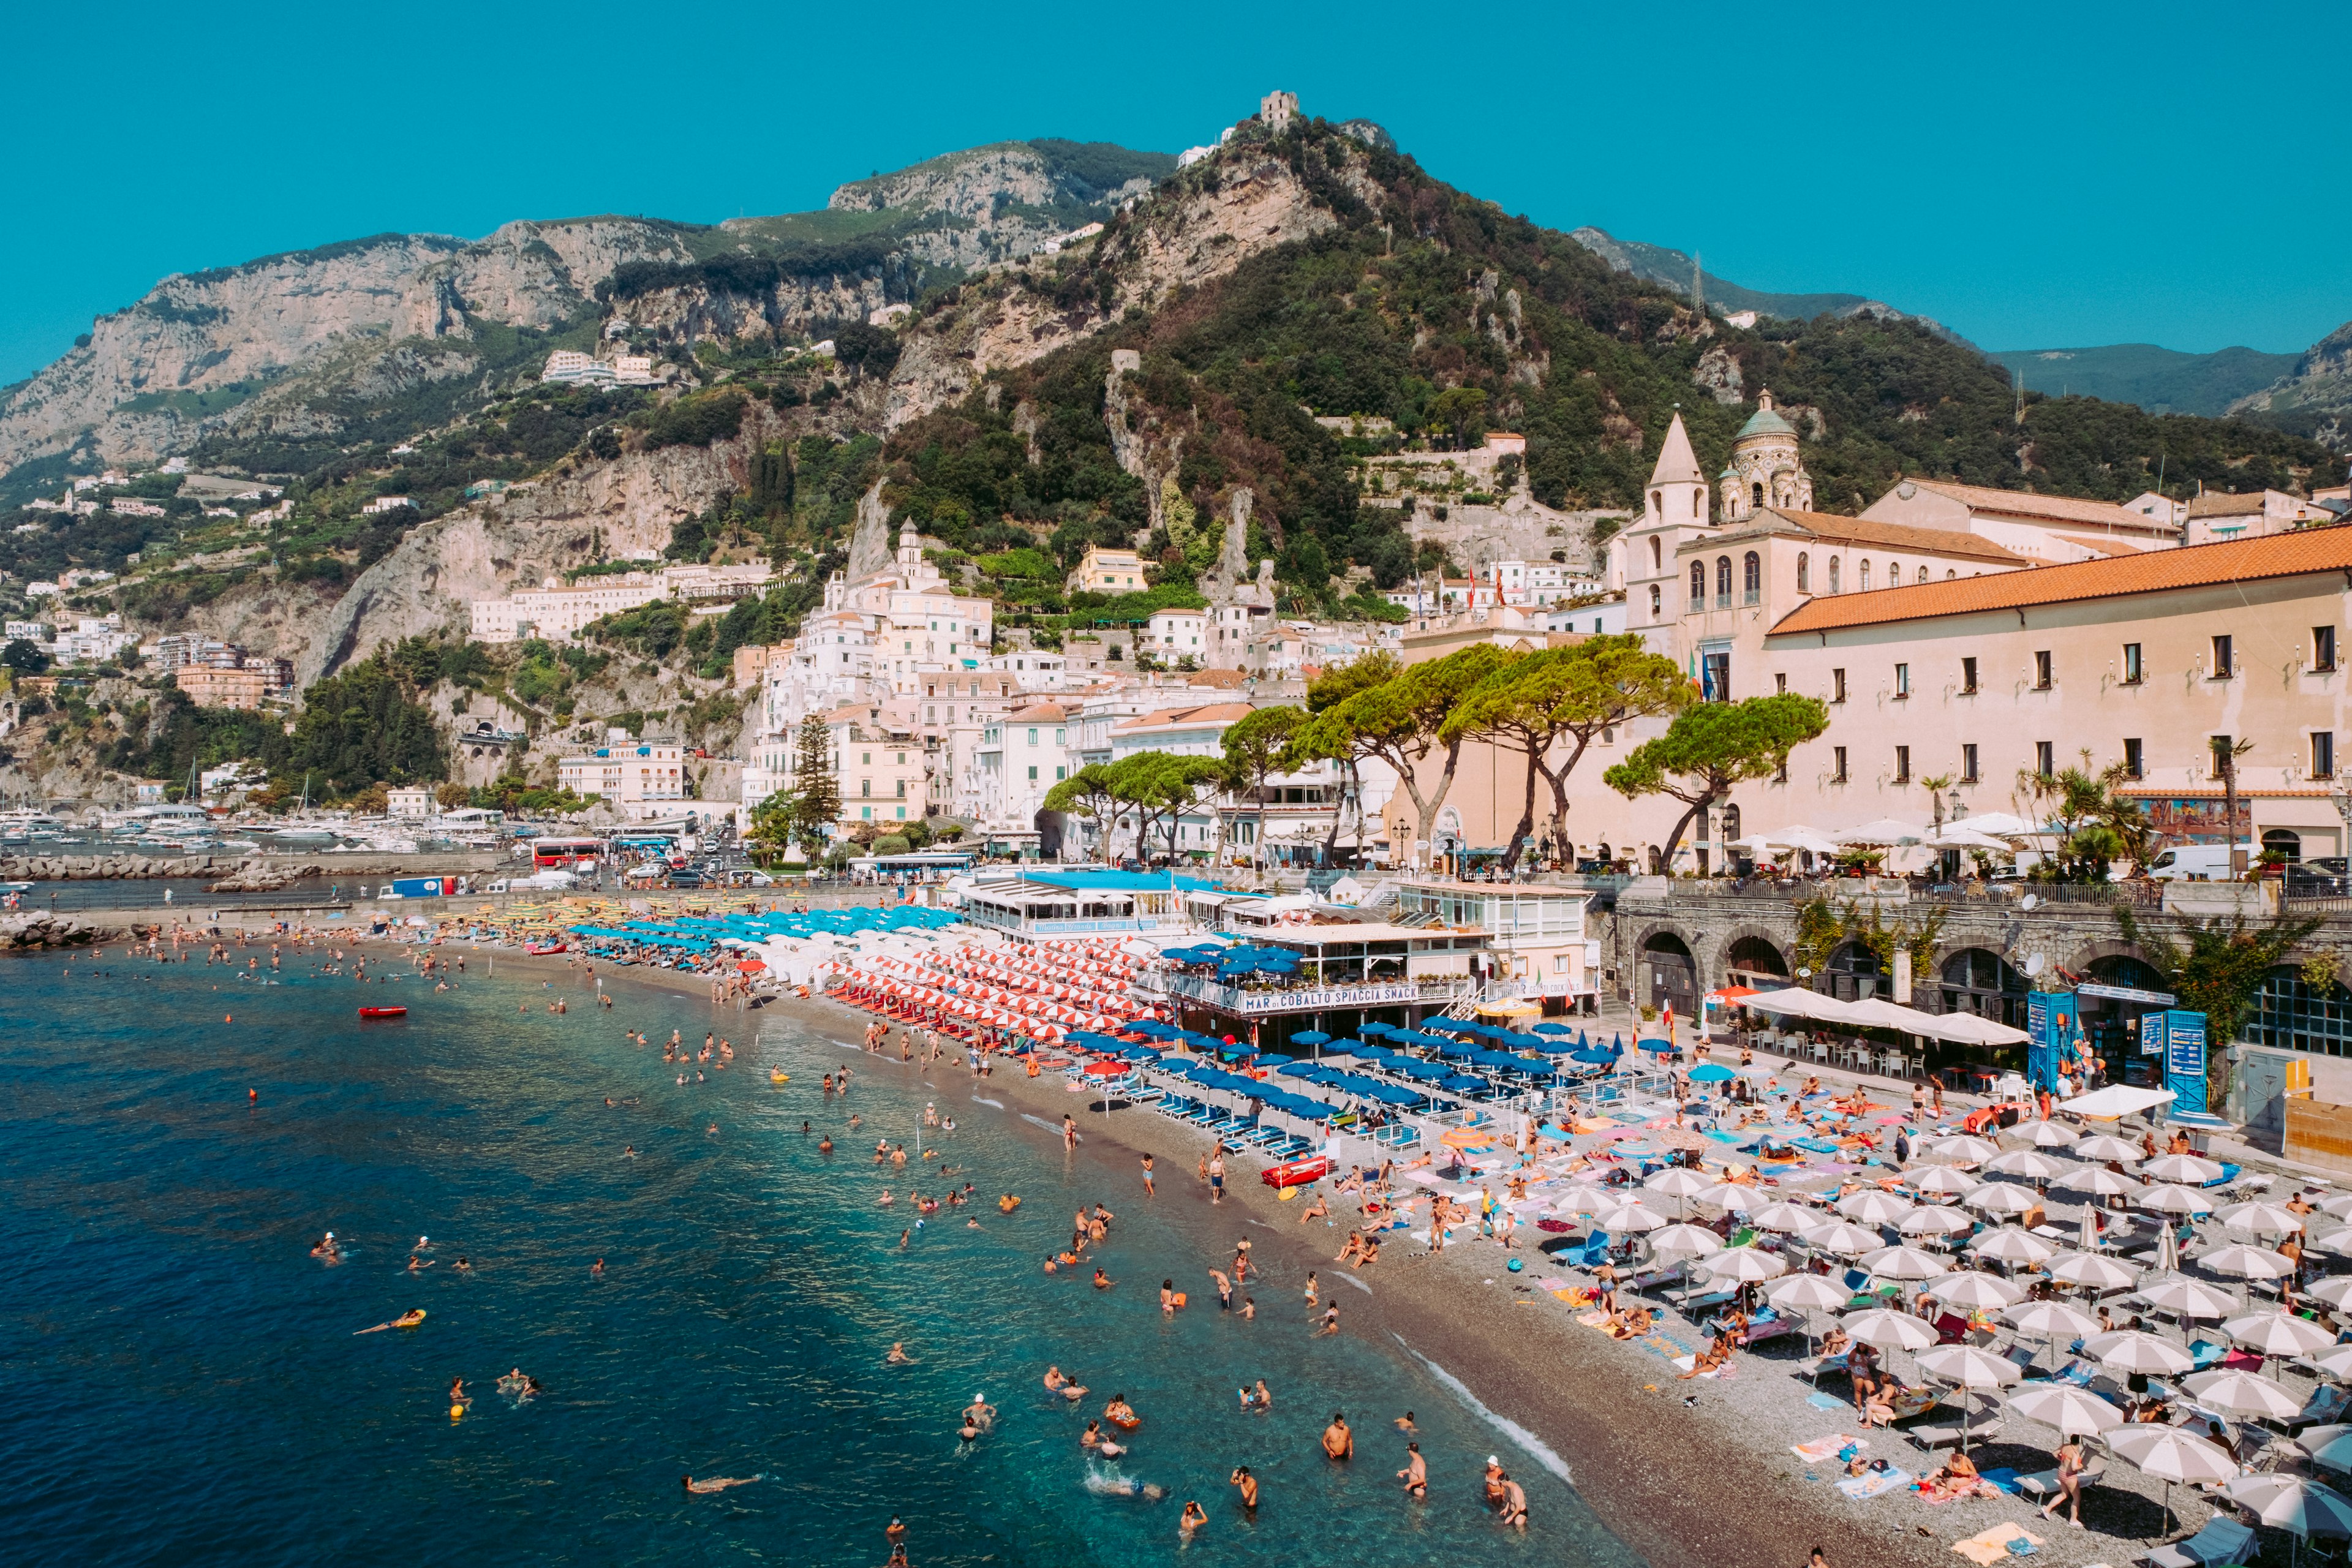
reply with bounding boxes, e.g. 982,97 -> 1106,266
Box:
1208,1152 -> 1225,1204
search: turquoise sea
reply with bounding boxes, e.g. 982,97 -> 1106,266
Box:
0,946 -> 1643,1566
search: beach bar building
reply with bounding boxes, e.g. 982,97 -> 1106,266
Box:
959,869 -> 1209,941
1136,920 -> 1490,1051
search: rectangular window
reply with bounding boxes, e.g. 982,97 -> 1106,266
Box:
897,807 -> 907,820
1832,746 -> 1849,783
2036,741 -> 2054,777
1831,668 -> 1847,704
2123,737 -> 2144,779
1961,743 -> 1979,783
2212,635 -> 2234,678
2034,650 -> 2052,690
2317,733 -> 2337,780
2318,627 -> 2339,673
2211,734 -> 2232,779
1893,663 -> 1910,699
1894,744 -> 1910,782
1056,766 -> 1066,781
1774,673 -> 1787,695
2121,643 -> 2143,684
1961,656 -> 1978,695
861,752 -> 871,765
1700,650 -> 1730,703
1027,765 -> 1037,781
1027,728 -> 1038,745
1775,753 -> 1788,783
861,806 -> 872,820
861,779 -> 872,796
895,780 -> 906,797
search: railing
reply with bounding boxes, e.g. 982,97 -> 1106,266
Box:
1139,970 -> 1476,1016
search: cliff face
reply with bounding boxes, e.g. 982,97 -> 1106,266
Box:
0,220 -> 692,475
2230,320 -> 2352,450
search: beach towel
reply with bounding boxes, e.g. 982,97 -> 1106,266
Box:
1577,1310 -> 1614,1328
1975,1468 -> 2022,1495
1836,1466 -> 1911,1500
1791,1434 -> 1866,1463
1807,1392 -> 1850,1412
1637,1329 -> 1695,1363
1951,1525 -> 2043,1564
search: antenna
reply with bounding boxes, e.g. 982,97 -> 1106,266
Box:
1692,252 -> 1703,318
2013,368 -> 2025,426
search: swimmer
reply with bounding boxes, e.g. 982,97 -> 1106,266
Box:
453,1256 -> 471,1272
962,1395 -> 996,1432
416,1235 -> 431,1251
818,1136 -> 834,1153
352,1308 -> 427,1334
1316,1302 -> 1340,1336
1093,1268 -> 1114,1290
1180,1500 -> 1208,1538
592,1258 -> 605,1278
1321,1412 -> 1354,1460
1393,1411 -> 1417,1433
682,1474 -> 763,1494
1229,1466 -> 1259,1513
1498,1471 -> 1528,1531
623,1145 -> 638,1158
1398,1441 -> 1427,1498
886,1342 -> 915,1365
1252,1379 -> 1271,1412
407,1254 -> 433,1272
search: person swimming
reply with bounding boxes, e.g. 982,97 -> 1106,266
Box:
352,1308 -> 426,1334
682,1474 -> 763,1494
1180,1499 -> 1207,1537
887,1342 -> 914,1365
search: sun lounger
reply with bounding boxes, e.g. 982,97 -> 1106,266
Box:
1735,1316 -> 1800,1350
2139,1516 -> 2258,1568
2291,1381 -> 2351,1433
2015,1457 -> 2106,1502
2186,1339 -> 2231,1371
1906,1417 -> 2000,1450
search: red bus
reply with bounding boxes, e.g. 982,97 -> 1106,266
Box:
532,836 -> 604,869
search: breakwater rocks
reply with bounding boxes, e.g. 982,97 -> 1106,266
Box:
0,850 -> 511,884
0,913 -> 117,948
0,854 -> 232,881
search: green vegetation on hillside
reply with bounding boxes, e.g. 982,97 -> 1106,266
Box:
1991,343 -> 2299,419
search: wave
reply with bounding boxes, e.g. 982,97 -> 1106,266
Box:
1393,1334 -> 1574,1489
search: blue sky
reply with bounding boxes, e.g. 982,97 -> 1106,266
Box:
6,1 -> 2347,386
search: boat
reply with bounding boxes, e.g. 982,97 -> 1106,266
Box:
1260,1155 -> 1332,1189
524,941 -> 568,956
357,1006 -> 408,1019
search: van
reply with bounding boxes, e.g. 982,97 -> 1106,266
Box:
2147,844 -> 2254,882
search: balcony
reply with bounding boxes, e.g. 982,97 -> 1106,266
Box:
1137,969 -> 1476,1017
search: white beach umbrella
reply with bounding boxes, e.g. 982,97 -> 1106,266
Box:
2048,1251 -> 2141,1291
1934,1272 -> 2024,1311
1844,1306 -> 1937,1351
1918,1343 -> 2021,1388
2138,1278 -> 2238,1321
2226,1472 -> 2352,1539
1749,1200 -> 1819,1234
1695,1182 -> 1758,1214
2220,1200 -> 2307,1237
2111,1424 -> 2240,1532
2087,1329 -> 2196,1375
2226,1310 -> 2337,1358
2022,1120 -> 2080,1149
1554,1184 -> 1620,1218
1964,1183 -> 2041,1217
2307,1277 -> 2352,1312
1900,1206 -> 1977,1238
2141,1153 -> 2226,1185
1985,1149 -> 2071,1180
2313,1346 -> 2352,1382
1932,1135 -> 2001,1166
1645,1167 -> 1714,1197
2054,1166 -> 2143,1199
1649,1223 -> 1724,1257
2309,1227 -> 2352,1257
1951,811 -> 2040,837
2075,1133 -> 2148,1161
1768,1274 -> 1853,1312
2007,1299 -> 2104,1367
1911,1166 -> 1981,1196
1838,1189 -> 1916,1226
1863,1244 -> 1953,1282
1807,1220 -> 1890,1257
2138,1183 -> 2217,1216
2187,1367 -> 2305,1420
1969,1226 -> 2057,1265
2010,1382 -> 2125,1436
2203,1243 -> 2296,1282
1698,1247 -> 1788,1283
2320,1193 -> 2352,1219
1835,818 -> 1926,846
1608,1203 -> 1670,1234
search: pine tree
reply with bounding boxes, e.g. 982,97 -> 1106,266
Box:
790,717 -> 839,852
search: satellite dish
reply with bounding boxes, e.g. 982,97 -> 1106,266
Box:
2024,952 -> 2045,976
2019,893 -> 2039,911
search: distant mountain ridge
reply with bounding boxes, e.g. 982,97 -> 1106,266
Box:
1989,343 -> 2299,418
1568,226 -> 1977,348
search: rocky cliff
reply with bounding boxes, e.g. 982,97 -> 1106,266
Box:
2230,320 -> 2352,450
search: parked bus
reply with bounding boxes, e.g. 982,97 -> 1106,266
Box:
532,836 -> 604,869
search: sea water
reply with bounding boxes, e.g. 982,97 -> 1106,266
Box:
0,951 -> 1643,1566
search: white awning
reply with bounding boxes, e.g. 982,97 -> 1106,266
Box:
2059,1085 -> 2177,1120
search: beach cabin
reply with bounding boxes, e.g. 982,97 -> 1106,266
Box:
1136,919 -> 1490,1052
1393,882 -> 1600,1014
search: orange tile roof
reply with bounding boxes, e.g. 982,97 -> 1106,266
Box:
1768,522 -> 2352,635
1113,701 -> 1256,733
1683,508 -> 2024,565
2053,535 -> 2148,557
1898,478 -> 2147,529
2184,490 -> 2272,518
1006,702 -> 1068,722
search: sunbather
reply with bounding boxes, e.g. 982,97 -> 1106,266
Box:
1918,1449 -> 1992,1502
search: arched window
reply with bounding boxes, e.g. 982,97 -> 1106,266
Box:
1946,568 -> 1956,580
1796,552 -> 1811,594
1688,561 -> 1705,610
1648,584 -> 1662,619
1742,551 -> 1761,603
1917,566 -> 1928,585
1691,489 -> 1703,518
1887,561 -> 1898,587
1720,803 -> 1742,842
1715,556 -> 1732,605
1858,560 -> 1871,592
1751,481 -> 1764,511
1650,489 -> 1662,517
1828,557 -> 1841,594
1649,537 -> 1662,572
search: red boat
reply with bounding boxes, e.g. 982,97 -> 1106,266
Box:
358,1006 -> 408,1020
524,941 -> 568,956
1261,1155 -> 1330,1189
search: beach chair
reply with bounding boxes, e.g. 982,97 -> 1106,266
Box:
2186,1340 -> 2231,1371
2015,1455 -> 2107,1504
1907,1416 -> 2001,1452
2291,1379 -> 2352,1434
2139,1517 -> 2258,1568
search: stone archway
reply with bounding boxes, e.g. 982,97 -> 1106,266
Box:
1638,928 -> 1699,1019
1938,947 -> 2029,1029
1719,927 -> 1792,987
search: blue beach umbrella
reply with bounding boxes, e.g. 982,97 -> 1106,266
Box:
1291,1030 -> 1332,1046
1689,1063 -> 1735,1083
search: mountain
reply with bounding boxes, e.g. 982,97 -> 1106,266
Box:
1567,226 -> 1974,347
1990,342 -> 2299,418
0,138 -> 1175,497
2226,320 -> 2352,451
